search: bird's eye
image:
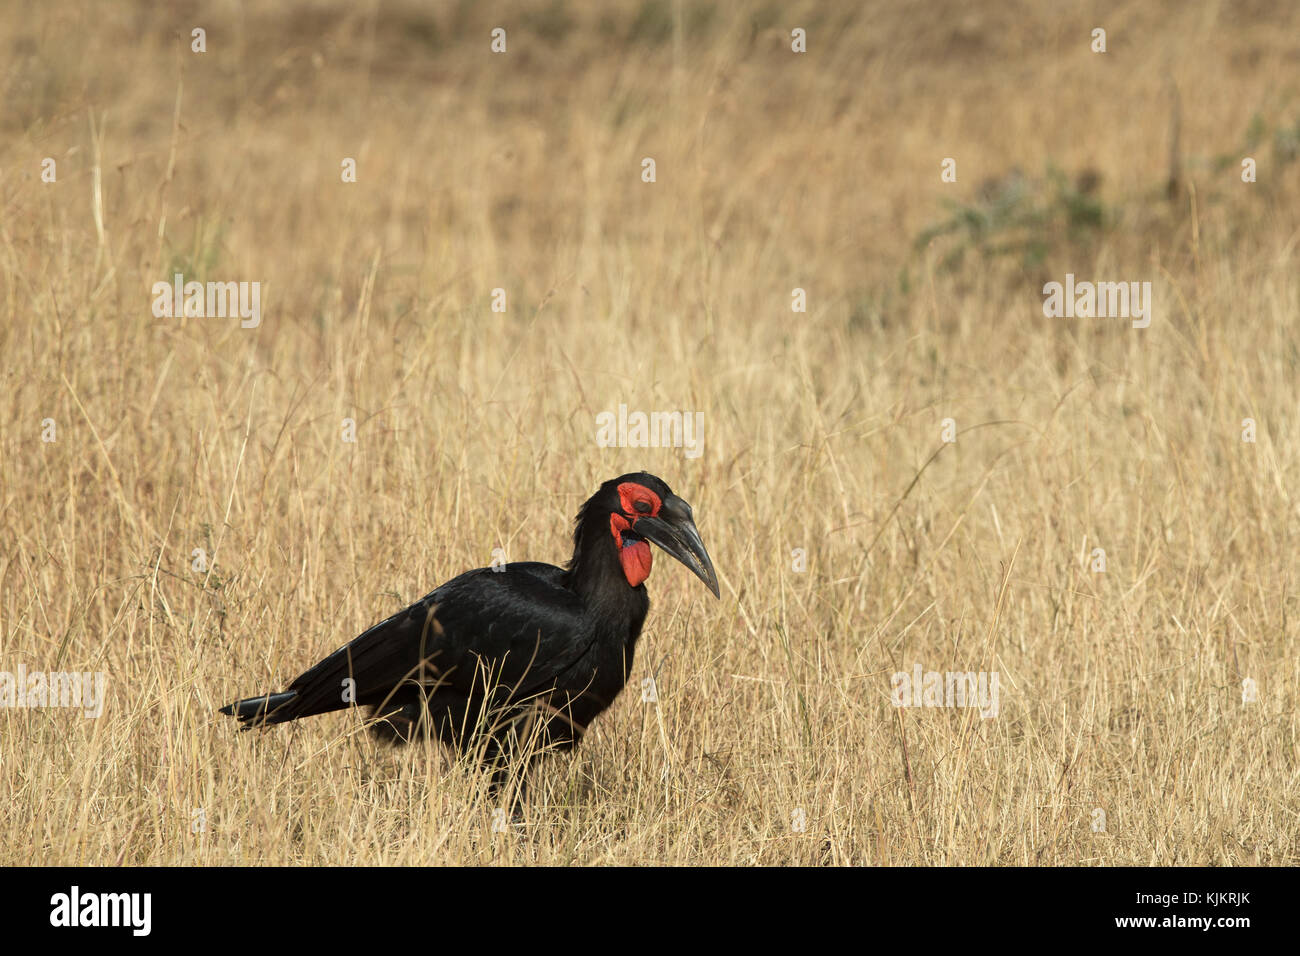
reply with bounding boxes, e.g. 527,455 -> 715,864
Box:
633,500 -> 653,514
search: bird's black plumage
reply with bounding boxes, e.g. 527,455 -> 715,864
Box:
220,472 -> 719,800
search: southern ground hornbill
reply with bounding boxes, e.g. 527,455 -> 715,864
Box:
220,473 -> 719,802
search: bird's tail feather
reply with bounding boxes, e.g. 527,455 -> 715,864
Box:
220,691 -> 299,727
219,599 -> 444,729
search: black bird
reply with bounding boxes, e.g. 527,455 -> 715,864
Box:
220,473 -> 719,802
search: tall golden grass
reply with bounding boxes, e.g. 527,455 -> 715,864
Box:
2,0 -> 1298,864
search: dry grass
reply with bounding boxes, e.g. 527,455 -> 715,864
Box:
2,0 -> 1299,865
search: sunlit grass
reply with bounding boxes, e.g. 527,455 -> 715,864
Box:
1,0 -> 1298,865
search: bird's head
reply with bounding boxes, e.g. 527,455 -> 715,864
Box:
585,473 -> 720,597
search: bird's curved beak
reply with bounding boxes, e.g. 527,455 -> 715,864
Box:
634,495 -> 720,598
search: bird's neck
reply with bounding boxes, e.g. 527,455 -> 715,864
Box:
563,518 -> 650,621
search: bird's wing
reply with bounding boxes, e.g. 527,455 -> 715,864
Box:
427,562 -> 600,699
281,563 -> 590,718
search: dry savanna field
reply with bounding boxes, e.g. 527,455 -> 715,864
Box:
2,0 -> 1299,865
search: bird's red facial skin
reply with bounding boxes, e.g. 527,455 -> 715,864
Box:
609,483 -> 661,587
616,482 -> 661,518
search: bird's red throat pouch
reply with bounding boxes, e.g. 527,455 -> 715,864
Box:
610,513 -> 653,587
